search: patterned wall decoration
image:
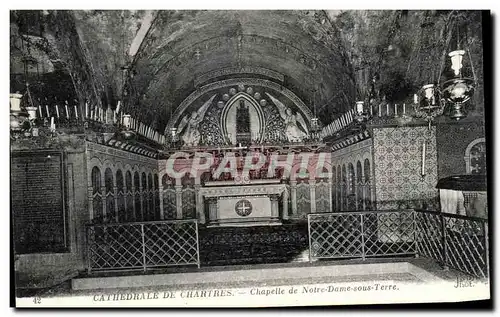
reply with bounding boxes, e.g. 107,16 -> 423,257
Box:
296,180 -> 311,219
315,179 -> 330,213
161,175 -> 177,219
331,138 -> 373,211
372,126 -> 438,210
173,81 -> 312,147
181,176 -> 196,219
86,141 -> 159,222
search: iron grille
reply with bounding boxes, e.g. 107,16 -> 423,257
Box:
86,220 -> 200,273
308,210 -> 416,261
308,210 -> 489,278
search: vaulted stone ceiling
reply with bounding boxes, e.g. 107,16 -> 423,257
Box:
10,10 -> 485,132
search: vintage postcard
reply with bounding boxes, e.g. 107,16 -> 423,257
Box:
10,9 -> 491,308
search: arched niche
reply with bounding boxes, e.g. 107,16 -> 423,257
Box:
220,92 -> 265,144
166,78 -> 313,144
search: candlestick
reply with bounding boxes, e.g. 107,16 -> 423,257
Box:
421,140 -> 426,176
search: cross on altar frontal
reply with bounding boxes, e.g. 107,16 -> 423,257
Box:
235,199 -> 253,216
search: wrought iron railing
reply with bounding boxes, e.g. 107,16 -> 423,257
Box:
308,210 -> 489,278
86,219 -> 200,273
308,210 -> 416,261
416,210 -> 489,278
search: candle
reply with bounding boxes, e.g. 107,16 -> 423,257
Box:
45,105 -> 50,117
394,104 -> 398,116
403,103 -> 406,115
38,105 -> 42,118
65,104 -> 69,118
386,103 -> 389,116
370,104 -> 373,116
74,105 -> 78,119
414,94 -> 418,104
85,102 -> 89,118
91,110 -> 94,121
55,105 -> 60,118
50,117 -> 55,130
421,140 -> 426,176
378,104 -> 382,117
116,101 -> 121,114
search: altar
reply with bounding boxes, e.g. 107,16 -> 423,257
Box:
199,180 -> 287,227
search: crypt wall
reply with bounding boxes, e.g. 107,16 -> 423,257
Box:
11,137 -> 88,288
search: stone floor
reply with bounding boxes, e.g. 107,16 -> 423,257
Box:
16,257 -> 463,298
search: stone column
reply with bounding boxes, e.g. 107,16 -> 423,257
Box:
194,184 -> 205,224
290,180 -> 297,217
158,185 -> 164,220
270,195 -> 279,219
328,176 -> 333,212
139,182 -> 144,221
101,186 -> 107,220
282,187 -> 289,220
87,186 -> 93,219
175,184 -> 183,219
309,179 -> 316,214
113,186 -> 119,222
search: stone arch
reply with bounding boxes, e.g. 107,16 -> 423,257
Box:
220,92 -> 266,144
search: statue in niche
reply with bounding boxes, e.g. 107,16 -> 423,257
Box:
236,99 -> 251,144
177,94 -> 216,147
266,93 -> 309,143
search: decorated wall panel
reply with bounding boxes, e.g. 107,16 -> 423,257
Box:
167,78 -> 314,147
331,138 -> 373,211
85,141 -> 159,222
372,126 -> 438,210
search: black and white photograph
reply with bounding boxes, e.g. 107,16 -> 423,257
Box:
8,8 -> 492,308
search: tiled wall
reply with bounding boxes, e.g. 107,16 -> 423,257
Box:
372,126 -> 438,210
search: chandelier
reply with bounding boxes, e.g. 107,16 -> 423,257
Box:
413,12 -> 477,124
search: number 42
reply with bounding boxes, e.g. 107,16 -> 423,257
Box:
33,297 -> 41,304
